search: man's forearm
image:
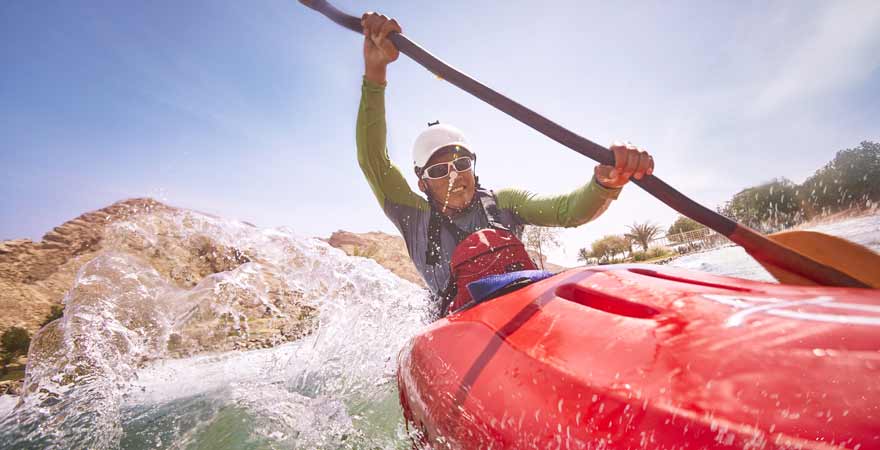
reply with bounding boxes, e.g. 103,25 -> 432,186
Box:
497,177 -> 621,228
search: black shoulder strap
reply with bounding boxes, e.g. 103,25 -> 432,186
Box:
426,208 -> 470,266
477,189 -> 509,231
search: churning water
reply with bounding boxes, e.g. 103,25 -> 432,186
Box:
0,208 -> 427,449
1,210 -> 878,449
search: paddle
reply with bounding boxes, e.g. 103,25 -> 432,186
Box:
762,231 -> 880,288
299,0 -> 879,289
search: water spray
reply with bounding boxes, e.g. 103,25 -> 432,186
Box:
441,170 -> 458,214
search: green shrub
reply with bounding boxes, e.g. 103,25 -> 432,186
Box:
648,247 -> 671,259
1,326 -> 31,375
351,245 -> 379,259
667,216 -> 702,242
41,305 -> 64,327
629,247 -> 673,263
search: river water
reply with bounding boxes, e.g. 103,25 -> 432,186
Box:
1,212 -> 878,449
670,214 -> 880,280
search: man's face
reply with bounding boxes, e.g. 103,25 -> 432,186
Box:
420,147 -> 476,213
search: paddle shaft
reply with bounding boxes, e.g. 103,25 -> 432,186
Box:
299,0 -> 869,288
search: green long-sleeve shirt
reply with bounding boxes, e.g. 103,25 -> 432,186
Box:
357,78 -> 620,296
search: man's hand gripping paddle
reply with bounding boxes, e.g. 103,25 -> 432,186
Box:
299,0 -> 880,288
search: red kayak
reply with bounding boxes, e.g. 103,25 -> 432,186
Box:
397,264 -> 880,449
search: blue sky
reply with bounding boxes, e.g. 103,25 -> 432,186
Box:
2,0 -> 878,265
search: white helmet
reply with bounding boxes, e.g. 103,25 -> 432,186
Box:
412,122 -> 471,169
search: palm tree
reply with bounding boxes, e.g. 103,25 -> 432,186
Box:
625,222 -> 662,252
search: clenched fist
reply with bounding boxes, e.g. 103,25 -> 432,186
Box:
594,142 -> 654,189
362,12 -> 402,85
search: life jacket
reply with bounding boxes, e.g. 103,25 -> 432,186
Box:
426,189 -> 537,316
446,228 -> 537,313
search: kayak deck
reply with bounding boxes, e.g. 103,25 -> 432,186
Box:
397,264 -> 880,449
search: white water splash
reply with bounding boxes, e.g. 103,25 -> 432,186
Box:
0,207 -> 428,449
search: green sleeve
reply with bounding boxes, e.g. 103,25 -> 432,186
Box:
496,178 -> 621,227
356,77 -> 427,211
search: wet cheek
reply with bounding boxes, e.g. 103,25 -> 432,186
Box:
430,182 -> 449,195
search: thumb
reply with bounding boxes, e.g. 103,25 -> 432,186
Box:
594,164 -> 616,180
594,164 -> 623,188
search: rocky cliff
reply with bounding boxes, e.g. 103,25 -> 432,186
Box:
0,198 -> 317,356
0,199 -> 171,333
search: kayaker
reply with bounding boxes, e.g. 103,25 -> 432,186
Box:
357,12 -> 654,316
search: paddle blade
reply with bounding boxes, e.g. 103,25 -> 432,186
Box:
754,230 -> 880,288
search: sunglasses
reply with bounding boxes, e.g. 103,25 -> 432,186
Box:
421,156 -> 474,180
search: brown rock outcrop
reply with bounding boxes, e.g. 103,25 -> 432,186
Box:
0,199 -> 170,333
0,198 -> 316,350
325,230 -> 426,287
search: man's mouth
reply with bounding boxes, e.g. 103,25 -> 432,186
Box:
450,186 -> 465,193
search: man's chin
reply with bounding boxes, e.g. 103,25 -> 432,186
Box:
432,190 -> 475,212
449,196 -> 474,211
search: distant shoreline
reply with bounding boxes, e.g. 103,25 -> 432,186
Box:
623,206 -> 880,269
794,206 -> 880,229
